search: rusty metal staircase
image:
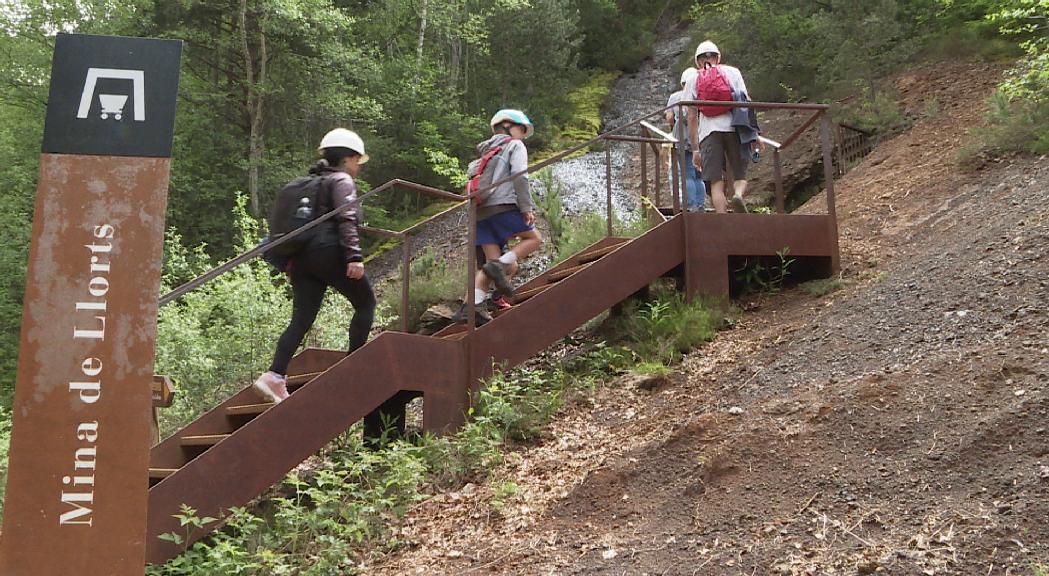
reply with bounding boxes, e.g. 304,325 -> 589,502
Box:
146,99 -> 842,566
146,221 -> 684,564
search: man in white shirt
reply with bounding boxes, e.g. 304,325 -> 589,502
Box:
686,40 -> 762,213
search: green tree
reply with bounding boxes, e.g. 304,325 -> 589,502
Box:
990,0 -> 1049,101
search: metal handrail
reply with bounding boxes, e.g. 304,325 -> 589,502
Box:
160,99 -> 835,318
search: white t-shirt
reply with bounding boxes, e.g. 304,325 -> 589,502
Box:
686,64 -> 748,144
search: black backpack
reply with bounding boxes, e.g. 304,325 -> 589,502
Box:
267,175 -> 327,257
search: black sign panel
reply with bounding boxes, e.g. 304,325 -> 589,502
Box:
42,33 -> 182,158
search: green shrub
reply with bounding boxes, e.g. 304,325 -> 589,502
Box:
962,91 -> 1049,162
563,341 -> 636,379
489,480 -> 519,515
474,368 -> 566,442
838,85 -> 911,135
554,212 -> 609,263
382,246 -> 464,332
634,361 -> 672,377
732,248 -> 796,295
536,70 -> 620,162
608,291 -> 726,365
534,169 -> 566,246
145,363 -> 586,575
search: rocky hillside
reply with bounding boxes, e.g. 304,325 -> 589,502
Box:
363,59 -> 1049,575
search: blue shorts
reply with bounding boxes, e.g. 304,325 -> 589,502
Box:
476,209 -> 533,246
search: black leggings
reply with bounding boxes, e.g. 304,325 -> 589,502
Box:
269,246 -> 376,375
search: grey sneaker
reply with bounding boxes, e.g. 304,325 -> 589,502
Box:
252,371 -> 289,403
482,261 -> 515,296
730,194 -> 748,213
452,302 -> 492,327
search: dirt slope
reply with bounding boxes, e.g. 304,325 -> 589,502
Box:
364,60 -> 1049,575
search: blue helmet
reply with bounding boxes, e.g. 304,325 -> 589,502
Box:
490,109 -> 534,139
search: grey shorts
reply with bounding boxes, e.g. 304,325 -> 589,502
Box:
700,131 -> 747,182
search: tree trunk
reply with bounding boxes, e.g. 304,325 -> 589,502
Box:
413,0 -> 429,89
240,0 -> 266,217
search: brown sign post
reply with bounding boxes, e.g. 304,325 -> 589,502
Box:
0,34 -> 182,575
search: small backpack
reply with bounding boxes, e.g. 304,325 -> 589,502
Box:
267,175 -> 327,257
466,136 -> 511,205
695,65 -> 734,117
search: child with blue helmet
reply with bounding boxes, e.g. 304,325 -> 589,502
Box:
455,109 -> 543,325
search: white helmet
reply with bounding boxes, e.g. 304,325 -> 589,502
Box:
680,67 -> 697,86
318,128 -> 369,164
490,109 -> 534,139
695,40 -> 720,59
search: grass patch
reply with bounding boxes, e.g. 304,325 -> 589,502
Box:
799,277 -> 845,297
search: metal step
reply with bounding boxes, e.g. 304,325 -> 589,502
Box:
180,434 -> 230,447
513,284 -> 552,304
148,468 -> 177,480
548,262 -> 592,283
225,402 -> 273,417
577,242 -> 625,264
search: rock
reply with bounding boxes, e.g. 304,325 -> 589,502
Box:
728,406 -> 744,415
857,561 -> 881,575
417,301 -> 459,335
622,371 -> 669,391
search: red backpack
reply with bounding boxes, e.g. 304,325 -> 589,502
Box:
466,137 -> 511,205
695,65 -> 733,117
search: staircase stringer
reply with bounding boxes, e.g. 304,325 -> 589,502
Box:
471,216 -> 686,374
146,332 -> 467,565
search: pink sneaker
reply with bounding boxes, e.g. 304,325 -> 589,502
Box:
252,371 -> 289,403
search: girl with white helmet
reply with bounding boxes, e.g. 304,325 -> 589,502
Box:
254,128 -> 377,416
454,109 -> 543,325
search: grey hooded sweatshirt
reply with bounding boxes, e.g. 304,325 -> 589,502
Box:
473,134 -> 536,221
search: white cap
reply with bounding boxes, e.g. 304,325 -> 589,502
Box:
680,67 -> 697,86
318,128 -> 369,164
695,40 -> 720,58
